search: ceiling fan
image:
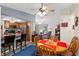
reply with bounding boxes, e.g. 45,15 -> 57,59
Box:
31,3 -> 55,16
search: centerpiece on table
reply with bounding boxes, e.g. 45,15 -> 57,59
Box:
48,39 -> 54,45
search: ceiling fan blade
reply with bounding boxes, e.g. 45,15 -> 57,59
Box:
49,10 -> 55,12
30,9 -> 35,10
33,9 -> 39,15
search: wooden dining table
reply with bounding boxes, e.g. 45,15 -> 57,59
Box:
37,38 -> 68,55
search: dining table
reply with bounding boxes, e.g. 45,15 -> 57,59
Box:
37,38 -> 68,55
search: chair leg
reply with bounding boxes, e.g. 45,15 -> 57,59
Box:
13,44 -> 15,54
9,45 -> 11,52
20,41 -> 22,50
2,47 -> 5,56
4,45 -> 6,56
16,41 -> 18,50
24,40 -> 26,47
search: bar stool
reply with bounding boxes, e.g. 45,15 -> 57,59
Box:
16,37 -> 22,50
21,34 -> 26,48
1,35 -> 15,56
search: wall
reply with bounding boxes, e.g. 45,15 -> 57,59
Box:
60,4 -> 79,44
60,14 -> 75,44
70,4 -> 79,39
35,12 -> 62,35
35,4 -> 79,44
0,7 -> 1,56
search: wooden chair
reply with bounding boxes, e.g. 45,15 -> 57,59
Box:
61,36 -> 79,56
32,34 -> 38,42
34,36 -> 40,46
50,35 -> 57,40
38,45 -> 54,56
44,46 -> 54,56
69,37 -> 79,55
50,36 -> 59,42
34,36 -> 40,55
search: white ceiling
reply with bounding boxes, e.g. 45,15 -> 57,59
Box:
0,3 -> 73,15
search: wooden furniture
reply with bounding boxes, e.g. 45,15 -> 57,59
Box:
26,22 -> 31,42
15,22 -> 21,29
34,36 -> 40,55
32,32 -> 38,42
37,39 -> 68,56
50,36 -> 59,42
61,37 -> 79,56
4,20 -> 11,28
38,45 -> 54,56
34,36 -> 40,46
1,35 -> 15,56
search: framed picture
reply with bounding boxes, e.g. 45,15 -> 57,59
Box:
61,22 -> 68,27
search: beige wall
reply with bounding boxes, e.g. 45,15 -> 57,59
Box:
0,7 -> 1,56
60,4 -> 79,44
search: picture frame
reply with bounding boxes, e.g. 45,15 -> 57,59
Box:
61,22 -> 68,27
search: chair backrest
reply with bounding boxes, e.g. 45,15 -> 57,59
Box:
4,35 -> 15,44
10,35 -> 15,43
34,36 -> 40,46
21,34 -> 26,40
50,36 -> 59,42
47,31 -> 51,38
69,36 -> 79,55
38,45 -> 54,56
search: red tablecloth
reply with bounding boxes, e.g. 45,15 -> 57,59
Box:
37,39 -> 68,52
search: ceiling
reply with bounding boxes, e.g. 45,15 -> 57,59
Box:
0,3 -> 73,15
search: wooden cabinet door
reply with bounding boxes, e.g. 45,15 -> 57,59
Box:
26,22 -> 31,42
4,20 -> 11,28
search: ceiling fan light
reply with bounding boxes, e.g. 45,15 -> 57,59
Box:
42,6 -> 47,10
37,11 -> 43,16
43,11 -> 47,15
38,11 -> 41,15
40,13 -> 44,16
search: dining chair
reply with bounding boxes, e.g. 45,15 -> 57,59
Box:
33,36 -> 40,55
37,45 -> 42,56
37,45 -> 45,56
34,36 -> 40,46
38,45 -> 54,56
44,46 -> 54,56
1,35 -> 15,56
32,33 -> 38,42
50,36 -> 59,42
76,42 -> 79,55
61,36 -> 79,56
